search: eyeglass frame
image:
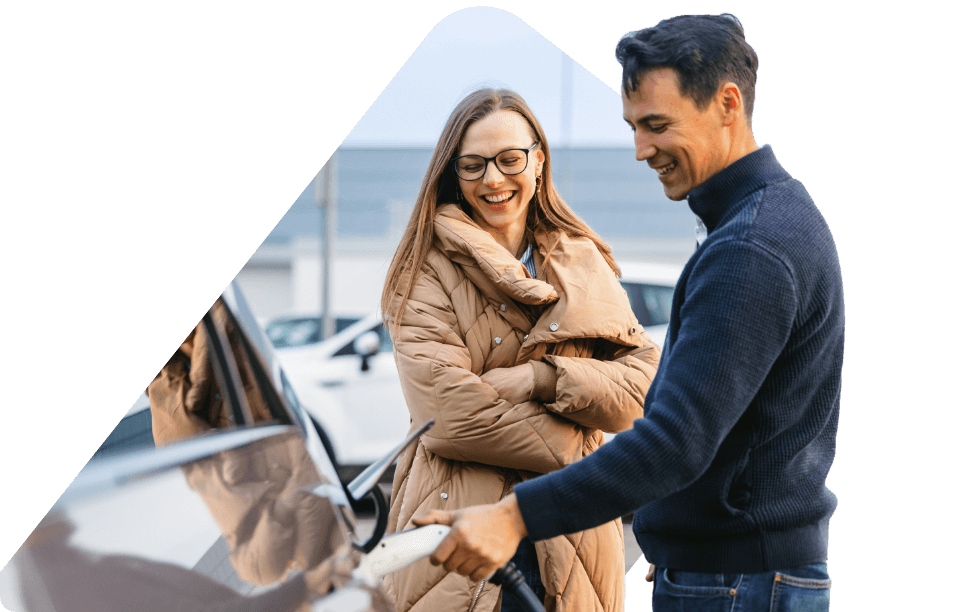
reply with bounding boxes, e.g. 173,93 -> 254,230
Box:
450,141 -> 540,181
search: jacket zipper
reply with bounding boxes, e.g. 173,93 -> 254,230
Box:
467,579 -> 486,612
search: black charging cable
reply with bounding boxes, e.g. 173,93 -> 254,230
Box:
488,561 -> 546,612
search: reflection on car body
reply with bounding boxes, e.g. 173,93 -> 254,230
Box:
0,282 -> 402,612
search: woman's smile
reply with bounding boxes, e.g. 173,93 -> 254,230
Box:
456,110 -> 543,254
481,190 -> 516,205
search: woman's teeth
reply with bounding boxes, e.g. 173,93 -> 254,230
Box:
483,192 -> 514,203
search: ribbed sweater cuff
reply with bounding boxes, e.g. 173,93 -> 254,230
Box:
514,474 -> 567,542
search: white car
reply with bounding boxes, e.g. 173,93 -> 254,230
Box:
607,262 -> 683,442
274,313 -> 408,477
616,261 -> 684,349
264,314 -> 363,348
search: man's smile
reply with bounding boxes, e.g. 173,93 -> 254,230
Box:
652,160 -> 678,176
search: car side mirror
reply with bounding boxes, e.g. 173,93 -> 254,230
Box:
353,331 -> 380,372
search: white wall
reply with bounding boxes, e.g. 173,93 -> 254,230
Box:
239,238 -> 395,321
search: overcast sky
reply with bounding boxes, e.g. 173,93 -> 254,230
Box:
343,7 -> 630,147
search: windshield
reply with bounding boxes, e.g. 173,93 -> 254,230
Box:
266,317 -> 361,348
620,282 -> 674,327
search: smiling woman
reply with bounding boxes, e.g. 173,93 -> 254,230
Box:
378,88 -> 662,612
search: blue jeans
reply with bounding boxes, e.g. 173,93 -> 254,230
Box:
652,561 -> 830,611
500,537 -> 546,612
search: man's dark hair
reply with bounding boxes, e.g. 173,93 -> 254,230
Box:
616,14 -> 759,120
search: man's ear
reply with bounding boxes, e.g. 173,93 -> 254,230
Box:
718,82 -> 743,126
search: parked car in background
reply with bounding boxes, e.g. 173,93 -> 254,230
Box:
617,261 -> 683,349
0,282 -> 417,612
265,314 -> 363,349
274,313 -> 407,482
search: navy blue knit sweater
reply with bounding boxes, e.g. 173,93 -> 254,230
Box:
514,145 -> 844,573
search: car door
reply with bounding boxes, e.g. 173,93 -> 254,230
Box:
0,283 -> 392,612
321,321 -> 409,466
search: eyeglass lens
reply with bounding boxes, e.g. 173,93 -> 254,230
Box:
455,149 -> 528,180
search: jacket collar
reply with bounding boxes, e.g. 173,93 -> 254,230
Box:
687,145 -> 791,232
433,203 -> 558,306
433,204 -> 645,354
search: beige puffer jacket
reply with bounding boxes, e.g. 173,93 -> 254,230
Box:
384,204 -> 660,612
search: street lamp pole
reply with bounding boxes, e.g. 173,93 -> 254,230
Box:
560,52 -> 573,199
316,151 -> 338,341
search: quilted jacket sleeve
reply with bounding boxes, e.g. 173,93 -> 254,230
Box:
391,262 -> 589,475
542,334 -> 660,433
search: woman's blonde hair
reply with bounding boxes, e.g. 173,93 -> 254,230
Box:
380,88 -> 619,330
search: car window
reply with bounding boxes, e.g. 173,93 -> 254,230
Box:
620,282 -> 674,327
94,301 -> 300,460
332,322 -> 392,358
266,317 -> 361,348
377,322 -> 393,353
267,318 -> 321,347
92,407 -> 155,459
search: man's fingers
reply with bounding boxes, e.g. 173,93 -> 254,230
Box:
411,510 -> 454,527
413,510 -> 457,566
446,554 -> 495,582
471,563 -> 498,582
429,533 -> 457,566
453,555 -> 484,580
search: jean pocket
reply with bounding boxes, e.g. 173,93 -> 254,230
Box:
653,568 -> 740,611
769,568 -> 831,612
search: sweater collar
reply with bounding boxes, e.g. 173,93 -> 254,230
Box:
686,145 -> 790,232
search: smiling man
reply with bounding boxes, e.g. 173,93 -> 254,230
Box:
414,14 -> 844,611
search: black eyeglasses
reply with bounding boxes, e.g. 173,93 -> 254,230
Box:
451,141 -> 539,181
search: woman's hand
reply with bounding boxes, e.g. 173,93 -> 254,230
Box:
480,364 -> 535,405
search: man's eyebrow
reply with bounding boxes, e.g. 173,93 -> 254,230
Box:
624,113 -> 670,128
638,113 -> 670,124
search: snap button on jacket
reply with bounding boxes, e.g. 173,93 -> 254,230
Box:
384,204 -> 661,612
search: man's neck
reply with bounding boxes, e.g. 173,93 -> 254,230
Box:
722,125 -> 759,172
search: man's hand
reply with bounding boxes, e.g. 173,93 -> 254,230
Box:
480,364 -> 535,406
411,494 -> 528,581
